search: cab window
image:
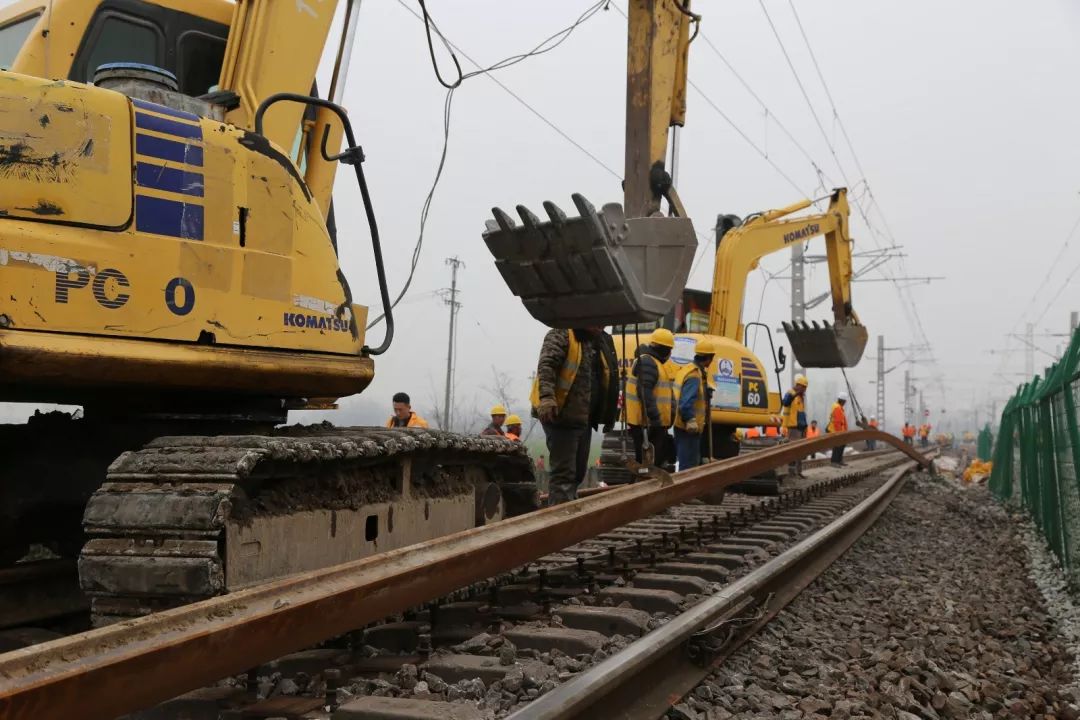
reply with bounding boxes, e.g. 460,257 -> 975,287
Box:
178,31 -> 225,95
72,1 -> 228,95
79,13 -> 162,81
0,13 -> 40,70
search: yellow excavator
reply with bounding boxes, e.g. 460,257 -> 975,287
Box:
0,0 -> 701,625
604,189 -> 867,462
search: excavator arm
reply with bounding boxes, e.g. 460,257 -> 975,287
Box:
709,188 -> 868,367
482,0 -> 699,329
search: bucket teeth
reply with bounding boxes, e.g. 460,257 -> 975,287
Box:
481,193 -> 697,328
491,207 -> 517,233
782,320 -> 868,369
542,201 -> 566,226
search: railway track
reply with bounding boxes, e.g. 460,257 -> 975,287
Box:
0,430 -> 931,720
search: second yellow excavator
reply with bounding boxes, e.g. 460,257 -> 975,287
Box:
606,188 -> 868,461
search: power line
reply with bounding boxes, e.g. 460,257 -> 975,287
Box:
697,31 -> 835,194
368,1 -> 615,330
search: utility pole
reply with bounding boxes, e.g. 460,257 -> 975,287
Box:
875,335 -> 885,431
1025,322 -> 1034,378
441,257 -> 465,430
903,370 -> 912,425
790,244 -> 805,387
919,390 -> 926,424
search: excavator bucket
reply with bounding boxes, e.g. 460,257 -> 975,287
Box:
483,194 -> 697,328
782,320 -> 869,368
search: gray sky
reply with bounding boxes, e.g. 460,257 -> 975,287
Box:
317,0 -> 1080,431
5,0 -> 1079,432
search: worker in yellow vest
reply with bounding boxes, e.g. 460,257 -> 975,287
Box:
827,392 -> 849,467
919,423 -> 931,448
673,338 -> 716,470
781,374 -> 809,478
531,328 -> 619,505
625,328 -> 677,467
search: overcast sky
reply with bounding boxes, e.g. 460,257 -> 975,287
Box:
310,0 -> 1080,432
5,0 -> 1079,433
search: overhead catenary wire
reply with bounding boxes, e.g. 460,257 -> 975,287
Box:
368,1 -> 615,330
759,0 -> 941,401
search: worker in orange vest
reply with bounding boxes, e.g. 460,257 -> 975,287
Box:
867,416 -> 879,450
386,392 -> 429,428
902,422 -> 916,445
764,425 -> 780,438
505,414 -> 523,442
744,427 -> 761,439
806,419 -> 821,457
826,392 -> 849,467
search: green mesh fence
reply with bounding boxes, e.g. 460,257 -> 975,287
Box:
990,326 -> 1080,585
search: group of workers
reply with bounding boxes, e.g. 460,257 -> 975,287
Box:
386,326 -> 891,509
901,421 -> 932,447
386,393 -> 524,441
779,376 -> 854,472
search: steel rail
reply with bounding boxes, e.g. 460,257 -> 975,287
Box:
539,445 -> 902,503
0,430 -> 928,720
511,454 -> 934,720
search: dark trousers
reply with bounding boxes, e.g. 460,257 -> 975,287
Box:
867,439 -> 877,450
673,427 -> 701,471
629,425 -> 672,467
904,437 -> 913,445
831,445 -> 846,465
542,423 -> 591,506
787,427 -> 805,475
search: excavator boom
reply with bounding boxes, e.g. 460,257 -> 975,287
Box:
710,189 -> 868,368
482,0 -> 698,328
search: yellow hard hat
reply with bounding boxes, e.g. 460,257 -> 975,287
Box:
795,374 -> 808,386
506,414 -> 522,426
650,328 -> 675,348
695,338 -> 717,355
490,404 -> 507,415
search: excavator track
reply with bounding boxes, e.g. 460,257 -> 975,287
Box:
80,427 -> 537,625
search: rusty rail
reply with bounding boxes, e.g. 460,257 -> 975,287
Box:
0,430 -> 928,720
513,453 -> 934,719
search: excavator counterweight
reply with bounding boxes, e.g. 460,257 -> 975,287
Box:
483,195 -> 697,328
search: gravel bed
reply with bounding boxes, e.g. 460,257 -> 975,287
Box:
689,472 -> 1078,720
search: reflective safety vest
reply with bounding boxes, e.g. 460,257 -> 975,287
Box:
919,424 -> 931,437
744,427 -> 761,438
827,402 -> 847,433
902,425 -> 916,438
506,431 -> 521,442
674,364 -> 708,430
530,331 -> 583,411
387,412 -> 428,428
764,425 -> 779,438
806,425 -> 821,438
781,390 -> 806,429
869,419 -> 879,430
625,354 -> 676,428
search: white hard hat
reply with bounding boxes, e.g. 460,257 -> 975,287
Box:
838,392 -> 849,401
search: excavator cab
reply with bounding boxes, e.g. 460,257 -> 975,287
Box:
483,196 -> 697,328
